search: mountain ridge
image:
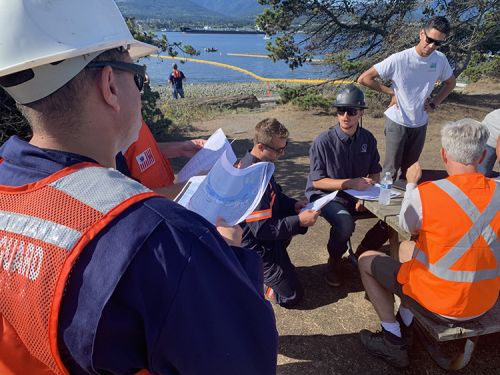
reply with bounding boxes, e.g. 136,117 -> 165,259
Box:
116,0 -> 263,22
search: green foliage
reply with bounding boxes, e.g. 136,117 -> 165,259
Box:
126,17 -> 199,134
141,83 -> 172,138
277,84 -> 333,111
460,53 -> 500,83
257,0 -> 499,79
126,17 -> 168,51
0,89 -> 31,146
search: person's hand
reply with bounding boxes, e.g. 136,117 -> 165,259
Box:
389,94 -> 398,108
424,98 -> 436,113
298,210 -> 320,227
294,200 -> 307,213
347,177 -> 374,191
180,139 -> 206,157
406,162 -> 422,184
216,218 -> 242,247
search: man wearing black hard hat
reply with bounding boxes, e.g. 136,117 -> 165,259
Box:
305,85 -> 385,286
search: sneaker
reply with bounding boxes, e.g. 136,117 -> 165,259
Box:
396,311 -> 414,346
264,286 -> 276,304
360,328 -> 409,368
325,258 -> 343,287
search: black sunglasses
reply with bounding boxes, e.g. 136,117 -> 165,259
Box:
423,30 -> 445,47
86,61 -> 148,91
262,142 -> 287,154
336,107 -> 359,116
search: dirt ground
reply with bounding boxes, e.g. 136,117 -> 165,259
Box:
170,90 -> 500,374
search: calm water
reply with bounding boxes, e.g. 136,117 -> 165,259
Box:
142,32 -> 332,85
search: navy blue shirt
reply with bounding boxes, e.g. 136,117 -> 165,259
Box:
305,125 -> 382,201
169,70 -> 185,89
239,152 -> 307,255
0,136 -> 278,375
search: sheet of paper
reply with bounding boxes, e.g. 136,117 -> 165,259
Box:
345,184 -> 402,201
174,175 -> 206,207
175,151 -> 275,225
301,191 -> 338,212
176,128 -> 237,183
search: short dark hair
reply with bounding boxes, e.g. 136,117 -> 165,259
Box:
424,16 -> 451,35
253,118 -> 289,145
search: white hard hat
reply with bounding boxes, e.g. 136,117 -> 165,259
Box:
0,0 -> 158,103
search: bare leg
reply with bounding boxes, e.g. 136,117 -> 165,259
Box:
359,251 -> 396,323
399,240 -> 415,263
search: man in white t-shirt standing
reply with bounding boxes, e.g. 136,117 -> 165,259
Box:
477,108 -> 500,177
358,16 -> 456,181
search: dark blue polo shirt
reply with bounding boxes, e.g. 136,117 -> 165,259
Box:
0,136 -> 278,375
305,124 -> 382,201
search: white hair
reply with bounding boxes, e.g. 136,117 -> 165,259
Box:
441,118 -> 489,164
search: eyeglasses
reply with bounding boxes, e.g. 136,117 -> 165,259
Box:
262,142 -> 287,154
336,107 -> 359,116
423,30 -> 445,47
86,61 -> 148,91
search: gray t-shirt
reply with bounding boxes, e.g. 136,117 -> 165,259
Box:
375,47 -> 453,128
483,109 -> 500,148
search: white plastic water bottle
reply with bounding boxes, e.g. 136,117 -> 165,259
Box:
378,172 -> 393,205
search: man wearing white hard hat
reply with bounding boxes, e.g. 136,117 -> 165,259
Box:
0,1 -> 277,374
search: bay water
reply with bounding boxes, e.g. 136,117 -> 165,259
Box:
143,32 -> 332,86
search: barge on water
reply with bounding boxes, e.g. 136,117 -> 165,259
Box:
180,27 -> 264,35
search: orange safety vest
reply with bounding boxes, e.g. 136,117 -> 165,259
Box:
398,174 -> 500,319
124,120 -> 175,188
0,162 -> 157,374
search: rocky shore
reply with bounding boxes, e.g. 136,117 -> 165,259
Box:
155,82 -> 281,101
154,81 -> 338,101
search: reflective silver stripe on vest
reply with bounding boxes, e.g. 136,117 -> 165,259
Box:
0,210 -> 80,251
415,249 -> 499,282
414,179 -> 500,282
49,167 -> 151,214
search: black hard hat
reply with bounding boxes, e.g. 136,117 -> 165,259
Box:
333,84 -> 367,108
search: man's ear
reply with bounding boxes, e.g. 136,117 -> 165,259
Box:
440,147 -> 447,164
98,66 -> 120,112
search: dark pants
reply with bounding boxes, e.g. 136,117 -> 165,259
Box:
321,200 -> 355,261
321,200 -> 389,261
371,255 -> 469,326
383,117 -> 427,181
260,240 -> 303,308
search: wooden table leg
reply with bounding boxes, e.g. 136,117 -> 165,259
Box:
415,320 -> 478,370
388,227 -> 399,261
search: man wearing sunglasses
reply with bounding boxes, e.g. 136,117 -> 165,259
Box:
239,118 -> 320,308
306,85 -> 384,287
358,16 -> 456,182
0,1 -> 278,374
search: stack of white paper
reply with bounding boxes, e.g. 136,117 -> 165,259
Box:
175,151 -> 275,226
345,184 -> 402,201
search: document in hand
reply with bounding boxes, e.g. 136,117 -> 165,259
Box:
174,151 -> 275,225
300,191 -> 338,212
176,128 -> 237,183
345,184 -> 402,201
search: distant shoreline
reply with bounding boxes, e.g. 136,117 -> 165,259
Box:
153,81 -> 338,102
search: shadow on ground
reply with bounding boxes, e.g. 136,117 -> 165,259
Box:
293,261 -> 365,310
